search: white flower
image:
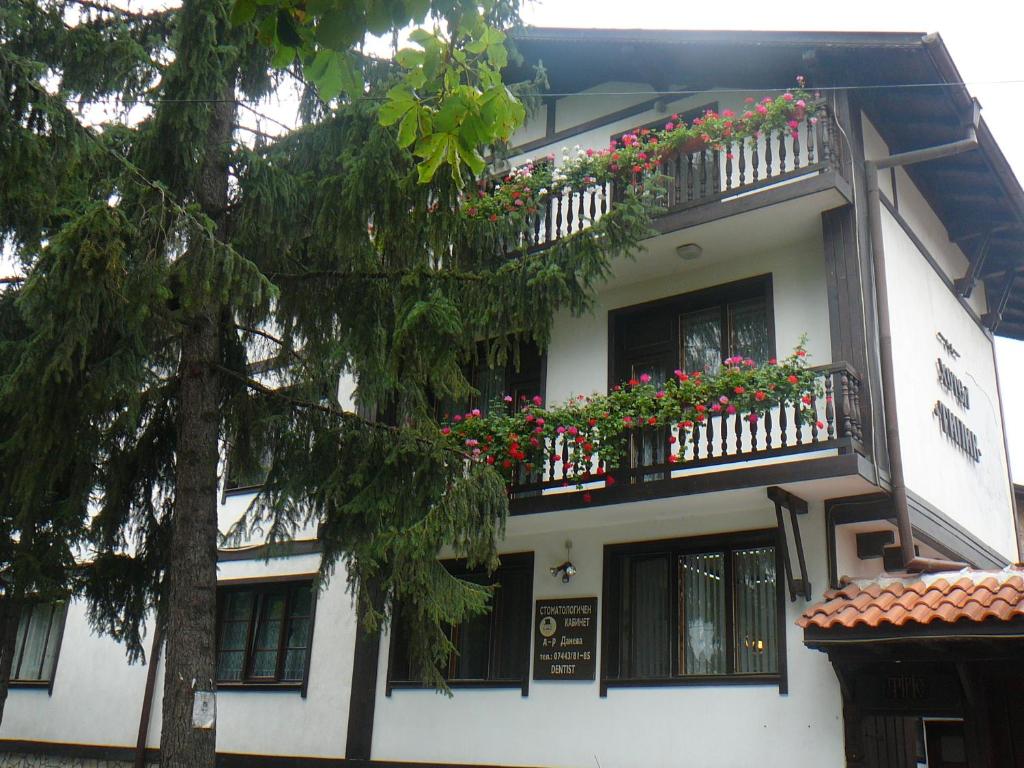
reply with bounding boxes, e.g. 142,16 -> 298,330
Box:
539,187 -> 548,196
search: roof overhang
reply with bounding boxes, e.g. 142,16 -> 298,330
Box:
507,28 -> 1024,338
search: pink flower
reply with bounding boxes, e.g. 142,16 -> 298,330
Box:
711,404 -> 722,413
726,405 -> 736,415
453,415 -> 462,422
744,97 -> 755,104
471,408 -> 481,417
796,100 -> 806,108
568,426 -> 578,436
465,438 -> 478,447
556,426 -> 566,435
674,369 -> 688,381
503,394 -> 513,403
623,416 -> 633,424
532,395 -> 543,405
782,92 -> 794,102
441,426 -> 451,435
719,396 -> 730,405
586,148 -> 594,157
816,421 -> 825,430
788,120 -> 799,129
756,105 -> 768,115
665,122 -> 675,131
639,373 -> 651,384
536,418 -> 545,426
722,109 -> 734,118
655,390 -> 666,399
748,413 -> 759,423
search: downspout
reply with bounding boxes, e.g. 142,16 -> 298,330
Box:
863,99 -> 981,572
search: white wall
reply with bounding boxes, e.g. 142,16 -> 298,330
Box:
0,598 -> 151,747
880,206 -> 1016,561
371,502 -> 845,768
545,239 -> 832,406
1,545 -> 358,761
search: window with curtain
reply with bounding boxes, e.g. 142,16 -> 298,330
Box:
216,580 -> 315,686
388,553 -> 534,690
10,601 -> 66,684
604,532 -> 780,685
612,276 -> 774,383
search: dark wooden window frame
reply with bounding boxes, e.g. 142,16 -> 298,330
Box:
600,528 -> 787,696
386,551 -> 535,697
8,600 -> 68,694
215,574 -> 319,696
607,274 -> 776,390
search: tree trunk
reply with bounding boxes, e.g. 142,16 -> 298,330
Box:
159,86 -> 235,768
0,594 -> 23,728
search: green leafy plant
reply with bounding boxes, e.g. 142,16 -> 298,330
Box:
463,81 -> 819,222
440,339 -> 824,492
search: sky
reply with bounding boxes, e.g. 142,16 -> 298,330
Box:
3,0 -> 1022,478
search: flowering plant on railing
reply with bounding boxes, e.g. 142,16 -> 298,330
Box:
462,78 -> 821,223
440,338 -> 824,492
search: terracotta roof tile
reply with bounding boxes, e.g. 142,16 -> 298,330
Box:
799,567 -> 1024,630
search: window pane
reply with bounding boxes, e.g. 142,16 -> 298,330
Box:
39,603 -> 65,682
680,552 -> 726,675
217,651 -> 245,682
733,547 -> 778,674
16,605 -> 53,681
681,308 -> 723,374
728,297 -> 770,365
627,556 -> 670,678
452,611 -> 490,679
489,569 -> 530,680
282,649 -> 307,682
475,364 -> 505,415
11,610 -> 29,679
224,591 -> 254,622
250,650 -> 279,678
249,593 -> 286,678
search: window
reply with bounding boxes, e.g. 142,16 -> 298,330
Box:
387,552 -> 534,693
438,341 -> 544,420
10,601 -> 66,685
216,579 -> 316,689
610,275 -> 774,384
602,531 -> 783,690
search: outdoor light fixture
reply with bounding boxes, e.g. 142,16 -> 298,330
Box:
549,540 -> 576,583
675,243 -> 703,260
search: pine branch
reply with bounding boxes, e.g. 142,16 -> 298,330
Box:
213,364 -> 471,459
64,0 -> 174,20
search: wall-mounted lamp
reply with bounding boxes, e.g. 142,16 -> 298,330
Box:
675,242 -> 703,261
549,539 -> 576,584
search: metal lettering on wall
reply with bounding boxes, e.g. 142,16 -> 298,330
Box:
533,597 -> 597,681
933,333 -> 981,463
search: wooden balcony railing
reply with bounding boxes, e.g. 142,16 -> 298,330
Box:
509,362 -> 864,501
513,103 -> 845,251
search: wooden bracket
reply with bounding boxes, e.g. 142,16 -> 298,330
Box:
768,486 -> 812,602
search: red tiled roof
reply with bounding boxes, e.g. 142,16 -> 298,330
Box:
799,568 -> 1024,630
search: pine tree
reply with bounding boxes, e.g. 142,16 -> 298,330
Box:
0,0 -> 652,762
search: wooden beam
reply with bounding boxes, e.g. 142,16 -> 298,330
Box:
954,230 -> 993,297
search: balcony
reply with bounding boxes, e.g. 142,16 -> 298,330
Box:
512,104 -> 849,250
508,362 -> 868,514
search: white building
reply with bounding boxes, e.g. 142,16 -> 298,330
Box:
3,29 -> 1023,768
